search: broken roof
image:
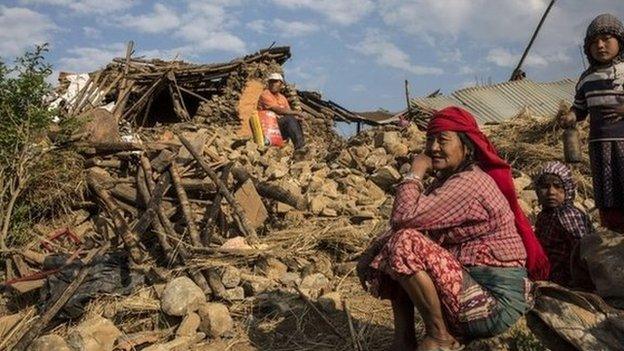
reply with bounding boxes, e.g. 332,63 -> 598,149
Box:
410,78 -> 576,124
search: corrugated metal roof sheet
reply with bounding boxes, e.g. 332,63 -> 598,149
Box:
410,78 -> 576,124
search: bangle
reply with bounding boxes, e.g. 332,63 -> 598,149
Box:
402,172 -> 422,182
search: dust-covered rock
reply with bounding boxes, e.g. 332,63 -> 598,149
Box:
198,303 -> 234,338
29,334 -> 71,351
161,277 -> 206,317
67,315 -> 120,351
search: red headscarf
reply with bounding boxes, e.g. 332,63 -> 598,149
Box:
427,106 -> 550,281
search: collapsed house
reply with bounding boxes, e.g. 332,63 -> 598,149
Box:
1,44 -> 623,351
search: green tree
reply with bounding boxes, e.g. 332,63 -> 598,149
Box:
0,44 -> 60,249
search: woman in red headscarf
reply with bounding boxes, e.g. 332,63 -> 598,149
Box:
357,107 -> 549,351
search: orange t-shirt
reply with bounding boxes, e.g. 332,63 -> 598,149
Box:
257,89 -> 290,111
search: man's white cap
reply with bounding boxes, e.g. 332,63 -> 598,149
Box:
267,73 -> 284,81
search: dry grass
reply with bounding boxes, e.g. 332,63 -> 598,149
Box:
485,112 -> 594,199
6,148 -> 85,247
263,217 -> 386,263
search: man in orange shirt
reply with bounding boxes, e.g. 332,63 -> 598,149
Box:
257,73 -> 306,149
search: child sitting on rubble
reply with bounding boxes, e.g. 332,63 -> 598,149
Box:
533,161 -> 593,288
559,13 -> 624,233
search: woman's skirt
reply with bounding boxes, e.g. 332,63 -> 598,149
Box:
365,228 -> 532,338
588,140 -> 624,209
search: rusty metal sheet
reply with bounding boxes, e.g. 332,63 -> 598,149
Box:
410,79 -> 576,124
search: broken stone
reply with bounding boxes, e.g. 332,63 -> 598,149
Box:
364,148 -> 388,171
277,179 -> 302,196
29,334 -> 71,351
337,149 -> 353,166
265,162 -> 288,180
374,131 -> 401,149
321,207 -> 338,217
221,236 -> 252,251
284,210 -> 305,223
299,273 -> 331,299
307,176 -> 325,193
276,201 -> 295,214
227,149 -> 242,160
370,165 -> 401,190
318,292 -> 343,313
222,287 -> 245,301
241,274 -> 272,296
78,108 -> 120,143
364,180 -> 386,200
319,180 -> 340,199
311,254 -> 334,279
351,145 -> 370,160
161,276 -> 206,317
220,266 -> 241,288
198,303 -> 234,338
279,272 -> 301,287
233,179 -> 268,230
308,194 -> 329,215
176,312 -> 201,337
385,142 -> 409,157
257,257 -> 288,281
67,315 -> 121,351
341,174 -> 367,188
142,333 -> 206,351
241,141 -> 260,164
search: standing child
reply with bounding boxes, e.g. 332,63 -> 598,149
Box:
533,162 -> 592,287
560,13 -> 624,232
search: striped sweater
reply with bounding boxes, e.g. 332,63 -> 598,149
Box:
574,61 -> 624,141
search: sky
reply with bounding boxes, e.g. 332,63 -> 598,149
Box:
1,0 -> 624,112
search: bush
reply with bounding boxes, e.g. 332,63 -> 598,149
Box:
0,44 -> 83,249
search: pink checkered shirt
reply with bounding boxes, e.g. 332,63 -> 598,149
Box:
391,166 -> 527,267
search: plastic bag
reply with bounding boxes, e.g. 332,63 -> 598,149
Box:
258,110 -> 284,147
38,251 -> 143,320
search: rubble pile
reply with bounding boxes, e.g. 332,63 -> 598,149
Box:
0,46 -> 614,351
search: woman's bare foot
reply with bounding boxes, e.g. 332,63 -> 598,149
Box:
416,335 -> 462,351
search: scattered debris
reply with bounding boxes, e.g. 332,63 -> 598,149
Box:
0,43 -> 619,351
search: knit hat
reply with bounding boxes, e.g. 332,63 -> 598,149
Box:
584,13 -> 624,66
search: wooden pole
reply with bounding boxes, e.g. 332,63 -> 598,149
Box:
169,163 -> 202,246
202,163 -> 231,244
230,165 -> 306,210
176,133 -> 258,243
87,171 -> 145,263
510,0 -> 556,80
404,79 -> 413,121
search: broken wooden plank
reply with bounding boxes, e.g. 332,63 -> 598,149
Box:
176,133 -> 258,243
230,165 -> 306,210
87,170 -> 145,263
169,163 -> 202,247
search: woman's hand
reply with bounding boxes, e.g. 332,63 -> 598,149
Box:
411,153 -> 432,177
602,104 -> 624,122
